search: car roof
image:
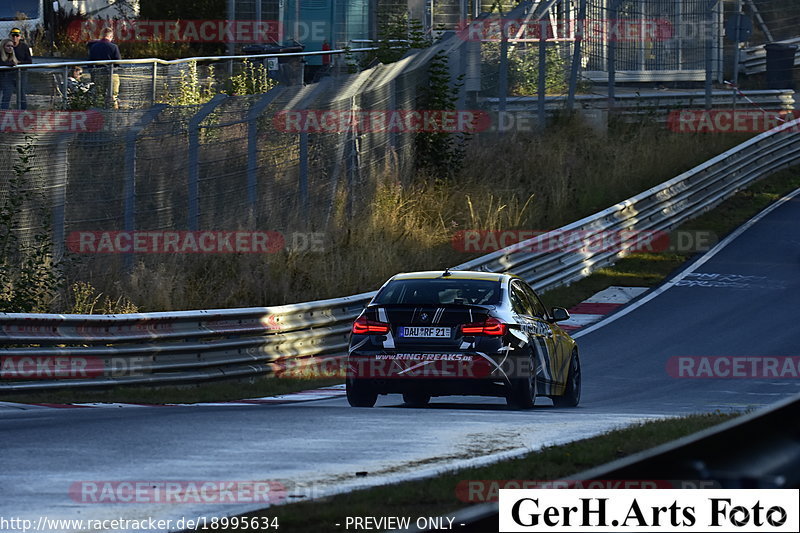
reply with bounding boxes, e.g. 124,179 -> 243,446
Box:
390,270 -> 513,282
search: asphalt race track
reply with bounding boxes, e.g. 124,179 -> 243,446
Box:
2,191 -> 799,532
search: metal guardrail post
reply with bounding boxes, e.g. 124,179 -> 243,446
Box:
187,94 -> 228,231
246,87 -> 285,209
123,105 -> 168,270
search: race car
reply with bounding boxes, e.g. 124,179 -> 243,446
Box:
346,270 -> 580,409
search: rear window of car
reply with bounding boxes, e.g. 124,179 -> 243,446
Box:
372,279 -> 502,306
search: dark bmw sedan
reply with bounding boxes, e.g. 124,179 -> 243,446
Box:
346,270 -> 580,409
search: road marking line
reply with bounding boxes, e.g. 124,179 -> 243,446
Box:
573,186 -> 800,339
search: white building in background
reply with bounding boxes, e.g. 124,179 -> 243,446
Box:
57,0 -> 139,19
0,1 -> 139,39
0,1 -> 44,37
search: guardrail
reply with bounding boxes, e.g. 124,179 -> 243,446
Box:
481,89 -> 795,122
740,38 -> 800,76
2,118 -> 800,392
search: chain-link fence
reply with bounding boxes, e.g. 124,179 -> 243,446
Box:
0,32 -> 477,262
0,0 -> 788,269
0,48 -> 381,111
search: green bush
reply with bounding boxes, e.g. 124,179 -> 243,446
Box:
0,137 -> 65,312
481,41 -> 570,97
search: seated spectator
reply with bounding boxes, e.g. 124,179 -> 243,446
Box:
67,66 -> 93,95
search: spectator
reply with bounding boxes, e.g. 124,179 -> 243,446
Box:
8,28 -> 32,109
0,39 -> 17,110
67,66 -> 93,95
88,27 -> 121,108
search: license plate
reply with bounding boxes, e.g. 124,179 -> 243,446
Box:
399,326 -> 451,338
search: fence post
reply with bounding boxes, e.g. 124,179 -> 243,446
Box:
16,67 -> 22,109
283,78 -> 335,220
246,87 -> 285,209
345,129 -> 360,219
498,25 -> 509,115
705,0 -> 719,110
62,65 -> 69,110
151,62 -> 158,105
538,19 -> 547,128
187,94 -> 228,231
108,63 -> 114,108
299,131 -> 309,213
567,0 -> 587,112
52,133 -> 74,261
123,105 -> 167,270
388,78 -> 398,151
607,0 -> 620,113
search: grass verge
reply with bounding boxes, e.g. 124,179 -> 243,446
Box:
62,120 -> 747,312
202,413 -> 738,532
0,376 -> 342,405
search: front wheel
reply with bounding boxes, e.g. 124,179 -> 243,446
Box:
552,351 -> 581,407
506,351 -> 537,409
346,377 -> 377,407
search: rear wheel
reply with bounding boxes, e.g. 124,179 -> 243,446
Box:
506,350 -> 537,409
346,377 -> 377,407
402,392 -> 431,407
552,351 -> 581,407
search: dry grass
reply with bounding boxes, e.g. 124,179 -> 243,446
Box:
61,118 -> 747,312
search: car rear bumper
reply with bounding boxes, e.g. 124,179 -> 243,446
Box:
346,350 -> 531,394
349,377 -> 509,397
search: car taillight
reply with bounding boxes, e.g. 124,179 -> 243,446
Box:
461,317 -> 507,336
352,316 -> 390,335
